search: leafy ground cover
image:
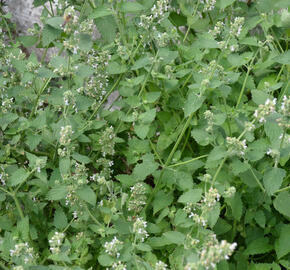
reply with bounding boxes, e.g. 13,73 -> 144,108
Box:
0,0 -> 289,269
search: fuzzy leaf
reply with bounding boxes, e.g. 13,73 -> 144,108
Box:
273,192 -> 290,218
184,93 -> 205,117
263,167 -> 286,195
178,189 -> 202,204
76,186 -> 96,206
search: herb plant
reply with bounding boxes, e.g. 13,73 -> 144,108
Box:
0,0 -> 289,269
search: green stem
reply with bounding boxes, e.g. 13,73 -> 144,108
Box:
13,194 -> 25,219
85,204 -> 102,226
165,112 -> 194,167
249,166 -> 265,193
0,186 -> 13,196
236,65 -> 251,108
149,140 -> 164,166
167,154 -> 208,168
275,185 -> 290,194
211,156 -> 227,187
0,13 -> 13,43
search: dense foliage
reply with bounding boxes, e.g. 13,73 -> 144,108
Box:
0,0 -> 290,269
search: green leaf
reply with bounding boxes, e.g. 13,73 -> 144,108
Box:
244,238 -> 272,255
153,191 -> 174,215
131,56 -> 152,70
139,109 -> 156,124
263,168 -> 286,195
18,35 -> 38,47
78,34 -> 93,51
274,50 -> 290,64
9,168 -> 30,186
254,210 -> 266,228
0,113 -> 18,130
134,124 -> 150,139
157,133 -> 173,151
47,186 -> 68,200
46,17 -> 64,29
106,61 -> 127,74
163,231 -> 185,245
59,158 -> 70,177
273,192 -> 290,218
133,153 -> 158,181
76,186 -> 96,206
89,6 -> 113,19
115,174 -> 137,187
183,93 -> 205,117
275,225 -> 290,259
17,216 -> 29,242
53,208 -> 68,230
143,92 -> 161,103
226,192 -> 243,221
98,254 -> 114,266
72,153 -> 91,164
217,0 -> 235,9
42,25 -> 62,46
120,2 -> 146,13
178,189 -> 202,204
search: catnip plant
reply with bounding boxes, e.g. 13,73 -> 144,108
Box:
0,0 -> 289,269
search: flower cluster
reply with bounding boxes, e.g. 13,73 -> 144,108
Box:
277,96 -> 290,128
63,90 -> 77,111
226,137 -> 247,157
49,232 -> 65,254
189,212 -> 207,227
10,242 -> 36,264
133,217 -> 149,243
128,183 -> 147,213
229,17 -> 244,37
99,126 -> 116,157
223,186 -> 236,198
201,0 -> 216,11
201,188 -> 220,211
254,98 -> 276,123
111,261 -> 127,270
59,125 -> 74,145
155,260 -> 168,270
151,0 -> 170,21
104,236 -> 123,258
199,239 -> 237,269
204,110 -> 214,132
72,162 -> 88,186
0,165 -> 8,186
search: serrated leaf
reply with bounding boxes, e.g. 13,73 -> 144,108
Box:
59,158 -> 70,177
274,50 -> 290,64
42,25 -> 62,46
133,153 -> 158,181
134,124 -> 150,139
226,192 -> 243,221
98,254 -> 114,266
153,191 -> 174,215
89,6 -> 113,19
163,231 -> 185,245
17,216 -> 29,242
120,2 -> 146,13
106,61 -> 127,74
178,189 -> 202,204
275,225 -> 290,259
263,168 -> 286,195
47,186 -> 68,200
184,93 -> 205,117
9,168 -> 30,186
254,210 -> 266,228
53,208 -> 68,230
76,186 -> 96,206
273,192 -> 290,218
244,238 -> 272,255
72,153 -> 91,164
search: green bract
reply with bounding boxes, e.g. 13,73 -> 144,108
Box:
0,0 -> 289,269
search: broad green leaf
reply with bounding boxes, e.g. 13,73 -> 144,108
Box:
9,168 -> 30,186
163,231 -> 185,245
275,225 -> 290,259
244,238 -> 272,255
78,34 -> 93,51
46,17 -> 64,29
131,56 -> 152,70
263,168 -> 286,195
72,153 -> 91,164
18,35 -> 38,47
76,186 -> 96,206
226,192 -> 243,221
153,191 -> 174,215
89,6 -> 113,19
254,210 -> 266,228
42,25 -> 62,46
47,186 -> 68,200
120,2 -> 146,13
53,208 -> 68,230
184,93 -> 205,117
274,50 -> 290,64
217,0 -> 235,9
178,189 -> 202,204
214,218 -> 232,236
133,153 -> 158,181
207,202 -> 220,228
139,109 -> 156,124
157,133 -> 173,151
106,62 -> 127,74
0,113 -> 18,130
273,192 -> 290,218
98,254 -> 114,266
134,124 -> 150,139
143,92 -> 161,103
17,216 -> 29,242
59,158 -> 70,177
